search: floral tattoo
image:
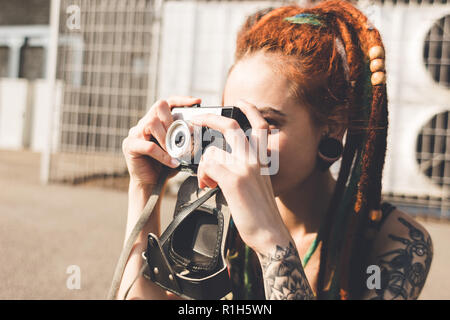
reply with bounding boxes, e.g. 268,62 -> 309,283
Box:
371,217 -> 433,300
259,242 -> 315,300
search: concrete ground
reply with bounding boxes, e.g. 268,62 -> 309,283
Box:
0,150 -> 448,299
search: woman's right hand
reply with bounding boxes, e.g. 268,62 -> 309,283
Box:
122,96 -> 202,187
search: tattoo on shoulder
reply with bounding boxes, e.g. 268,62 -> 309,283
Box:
371,217 -> 433,300
259,242 -> 315,300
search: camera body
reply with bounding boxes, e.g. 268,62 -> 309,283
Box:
165,104 -> 251,173
142,104 -> 250,299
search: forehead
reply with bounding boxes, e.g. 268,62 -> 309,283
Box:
223,52 -> 295,111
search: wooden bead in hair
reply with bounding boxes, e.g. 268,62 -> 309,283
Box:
369,46 -> 384,60
371,71 -> 386,86
370,58 -> 384,73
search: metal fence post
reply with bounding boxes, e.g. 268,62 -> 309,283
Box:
40,0 -> 60,184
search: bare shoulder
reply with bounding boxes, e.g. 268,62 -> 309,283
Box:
375,208 -> 432,248
363,207 -> 433,300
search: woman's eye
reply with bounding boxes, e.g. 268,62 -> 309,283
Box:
265,118 -> 280,128
263,120 -> 281,136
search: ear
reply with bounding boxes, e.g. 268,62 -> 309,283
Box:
322,121 -> 346,142
321,104 -> 350,142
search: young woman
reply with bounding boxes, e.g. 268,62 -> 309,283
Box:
118,0 -> 433,300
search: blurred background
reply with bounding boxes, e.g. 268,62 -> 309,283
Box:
0,0 -> 448,299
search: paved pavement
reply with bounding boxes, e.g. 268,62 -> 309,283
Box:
0,150 -> 448,299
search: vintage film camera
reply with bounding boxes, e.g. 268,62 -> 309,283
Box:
142,104 -> 251,300
164,104 -> 251,173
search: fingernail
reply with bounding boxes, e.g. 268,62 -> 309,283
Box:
170,158 -> 180,167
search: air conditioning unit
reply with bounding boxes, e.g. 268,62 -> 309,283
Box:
366,2 -> 450,216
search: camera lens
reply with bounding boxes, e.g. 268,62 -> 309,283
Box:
174,131 -> 185,148
165,120 -> 197,160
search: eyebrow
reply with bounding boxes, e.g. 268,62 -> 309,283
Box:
258,106 -> 287,118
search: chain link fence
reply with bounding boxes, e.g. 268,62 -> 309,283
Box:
45,0 -> 161,189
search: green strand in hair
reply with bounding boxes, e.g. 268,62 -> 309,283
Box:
243,245 -> 251,299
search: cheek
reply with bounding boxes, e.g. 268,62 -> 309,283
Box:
268,131 -> 320,192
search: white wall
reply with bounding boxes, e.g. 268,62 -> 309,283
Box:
158,1 -> 288,106
0,78 -> 29,149
0,78 -> 62,152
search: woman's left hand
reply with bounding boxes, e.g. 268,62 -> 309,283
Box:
190,100 -> 293,254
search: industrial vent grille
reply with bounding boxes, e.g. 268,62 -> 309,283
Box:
416,111 -> 450,188
423,14 -> 450,88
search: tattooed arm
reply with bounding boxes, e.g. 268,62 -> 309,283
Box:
362,210 -> 433,300
257,241 -> 316,300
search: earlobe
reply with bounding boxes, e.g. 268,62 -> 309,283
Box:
316,136 -> 344,172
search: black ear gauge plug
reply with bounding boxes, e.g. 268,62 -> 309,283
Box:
317,137 -> 343,171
